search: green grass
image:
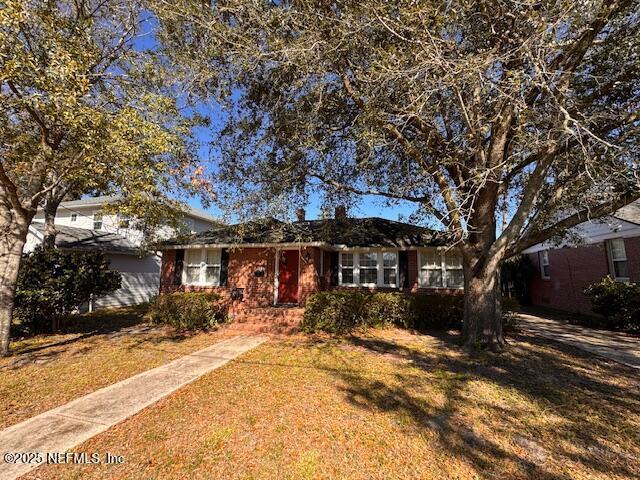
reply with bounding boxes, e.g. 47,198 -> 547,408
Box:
23,327 -> 640,480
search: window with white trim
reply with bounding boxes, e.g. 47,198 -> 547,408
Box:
607,238 -> 629,281
359,252 -> 378,285
539,250 -> 550,279
338,250 -> 399,287
444,252 -> 464,288
183,248 -> 222,286
340,253 -> 354,284
418,250 -> 464,288
118,214 -> 130,229
382,252 -> 398,286
93,213 -> 103,230
419,251 -> 443,287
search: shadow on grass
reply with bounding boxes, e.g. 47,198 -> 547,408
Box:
331,331 -> 640,479
8,305 -> 148,357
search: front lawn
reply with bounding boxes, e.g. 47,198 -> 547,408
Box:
26,328 -> 640,480
0,306 -> 232,430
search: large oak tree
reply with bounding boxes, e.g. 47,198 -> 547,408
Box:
153,0 -> 640,349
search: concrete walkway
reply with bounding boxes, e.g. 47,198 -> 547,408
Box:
518,313 -> 640,369
0,334 -> 266,480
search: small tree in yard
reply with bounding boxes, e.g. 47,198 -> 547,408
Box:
0,1 -> 212,355
153,0 -> 640,349
15,248 -> 122,333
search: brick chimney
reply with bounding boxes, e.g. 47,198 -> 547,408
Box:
296,207 -> 306,222
335,205 -> 347,219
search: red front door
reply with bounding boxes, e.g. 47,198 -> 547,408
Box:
277,250 -> 299,304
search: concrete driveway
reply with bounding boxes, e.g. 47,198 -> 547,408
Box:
518,313 -> 640,369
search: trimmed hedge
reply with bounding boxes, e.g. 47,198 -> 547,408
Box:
148,292 -> 227,330
301,291 -> 464,334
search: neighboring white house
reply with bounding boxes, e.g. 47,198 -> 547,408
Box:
25,195 -> 220,310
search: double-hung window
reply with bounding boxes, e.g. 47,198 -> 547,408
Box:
444,253 -> 464,288
118,214 -> 130,229
358,252 -> 378,285
338,250 -> 399,287
183,248 -> 222,286
418,250 -> 464,289
339,253 -> 355,284
419,251 -> 443,287
383,252 -> 398,286
539,250 -> 550,279
93,213 -> 103,230
607,238 -> 629,281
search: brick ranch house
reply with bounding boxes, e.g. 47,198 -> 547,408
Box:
524,200 -> 640,316
159,207 -> 463,329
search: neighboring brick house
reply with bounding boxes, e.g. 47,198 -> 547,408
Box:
159,207 -> 463,324
524,200 -> 640,315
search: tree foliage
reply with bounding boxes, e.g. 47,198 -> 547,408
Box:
153,0 -> 640,348
14,247 -> 121,333
0,0 -> 213,355
0,0 -> 210,222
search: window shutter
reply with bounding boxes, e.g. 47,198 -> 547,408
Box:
220,248 -> 229,286
399,251 -> 409,289
174,249 -> 184,285
330,251 -> 339,286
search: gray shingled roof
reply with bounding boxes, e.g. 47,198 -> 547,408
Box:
30,222 -> 139,254
614,199 -> 640,226
163,217 -> 448,249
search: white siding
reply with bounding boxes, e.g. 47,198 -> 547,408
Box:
25,196 -> 219,312
33,204 -> 217,247
92,253 -> 161,309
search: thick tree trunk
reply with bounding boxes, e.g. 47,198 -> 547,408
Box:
462,259 -> 504,350
0,213 -> 30,357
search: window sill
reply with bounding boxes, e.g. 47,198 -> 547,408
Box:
418,285 -> 464,290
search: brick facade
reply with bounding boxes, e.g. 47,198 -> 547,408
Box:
160,246 -> 462,309
160,247 -> 323,308
527,236 -> 640,315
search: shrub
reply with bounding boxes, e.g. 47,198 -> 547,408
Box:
501,296 -> 521,312
367,292 -> 412,327
501,296 -> 521,334
147,292 -> 227,330
301,291 -> 463,334
409,294 -> 464,330
301,291 -> 369,333
15,247 -> 121,333
584,276 -> 640,330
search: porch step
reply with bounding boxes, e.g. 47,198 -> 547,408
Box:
226,306 -> 305,335
230,306 -> 305,323
223,323 -> 300,335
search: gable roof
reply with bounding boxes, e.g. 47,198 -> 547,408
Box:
163,217 -> 448,249
47,195 -> 220,224
29,222 -> 140,255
